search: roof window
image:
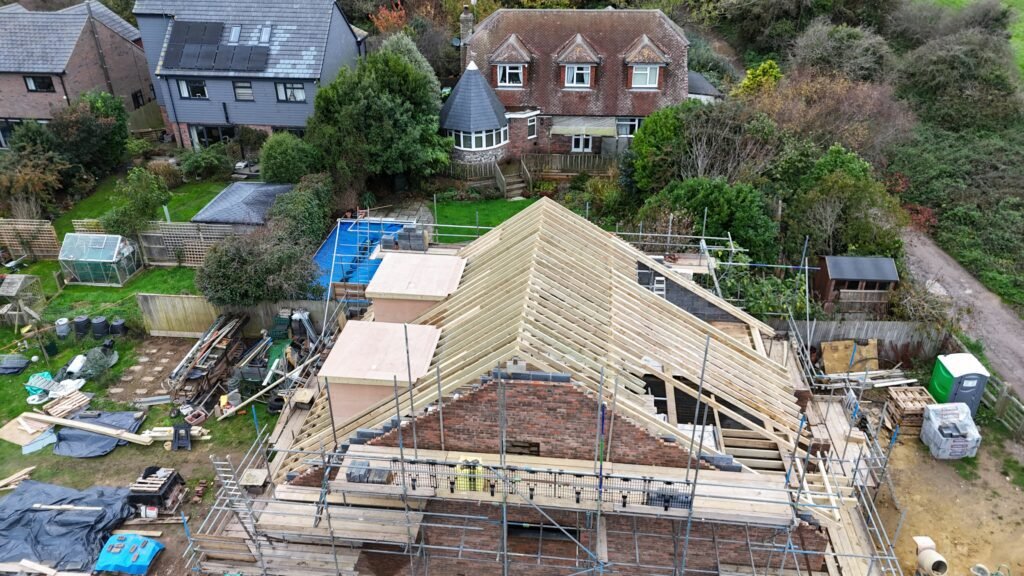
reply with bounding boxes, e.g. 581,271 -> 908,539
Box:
259,26 -> 272,44
229,25 -> 241,43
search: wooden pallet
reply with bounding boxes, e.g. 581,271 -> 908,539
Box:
42,392 -> 90,419
885,386 -> 935,431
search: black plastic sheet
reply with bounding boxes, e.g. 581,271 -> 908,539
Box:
52,411 -> 144,458
0,481 -> 133,571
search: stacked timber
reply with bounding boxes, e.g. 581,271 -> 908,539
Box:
0,466 -> 34,491
885,386 -> 935,435
42,391 -> 90,418
813,368 -> 917,390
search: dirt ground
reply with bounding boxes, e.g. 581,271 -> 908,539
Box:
882,433 -> 1024,573
902,229 -> 1024,395
108,337 -> 194,404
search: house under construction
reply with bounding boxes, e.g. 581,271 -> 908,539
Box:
187,199 -> 904,576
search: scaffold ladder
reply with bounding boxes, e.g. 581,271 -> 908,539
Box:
211,455 -> 268,575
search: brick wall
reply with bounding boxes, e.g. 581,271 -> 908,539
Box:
370,379 -> 693,468
357,500 -> 828,575
91,19 -> 153,111
0,73 -> 66,119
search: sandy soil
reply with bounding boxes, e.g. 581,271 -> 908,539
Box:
902,229 -> 1024,395
882,435 -> 1024,573
109,337 -> 193,404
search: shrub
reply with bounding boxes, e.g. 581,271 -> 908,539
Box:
197,229 -> 322,306
732,60 -> 782,97
146,160 -> 184,189
126,138 -> 153,160
238,126 -> 268,160
260,132 -> 321,184
179,142 -> 231,180
0,146 -> 70,219
687,33 -> 740,90
885,0 -> 1013,51
100,167 -> 172,237
789,19 -> 894,81
369,0 -> 407,34
48,91 -> 129,178
267,173 -> 334,247
896,29 -> 1022,131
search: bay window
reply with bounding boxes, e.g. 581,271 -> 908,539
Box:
448,126 -> 509,150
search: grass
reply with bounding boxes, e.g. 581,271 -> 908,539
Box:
953,456 -> 981,481
432,198 -> 538,243
43,266 -> 198,325
925,0 -> 1024,72
52,175 -> 227,239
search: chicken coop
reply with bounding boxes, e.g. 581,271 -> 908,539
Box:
0,274 -> 44,327
59,234 -> 144,287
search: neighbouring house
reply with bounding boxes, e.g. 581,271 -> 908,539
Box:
687,70 -> 723,103
190,181 -> 293,233
814,255 -> 899,317
442,7 -> 691,164
0,1 -> 153,149
132,0 -> 366,149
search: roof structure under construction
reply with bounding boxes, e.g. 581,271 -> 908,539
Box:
188,198 -> 903,576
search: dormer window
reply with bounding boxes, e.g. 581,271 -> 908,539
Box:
497,64 -> 523,87
565,65 -> 592,88
631,65 -> 659,88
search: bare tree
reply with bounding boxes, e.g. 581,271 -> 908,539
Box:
805,194 -> 845,255
681,102 -> 783,182
8,194 -> 42,220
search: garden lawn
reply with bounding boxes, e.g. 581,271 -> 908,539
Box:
52,176 -> 227,238
432,198 -> 538,243
925,0 -> 1024,72
43,266 -> 198,325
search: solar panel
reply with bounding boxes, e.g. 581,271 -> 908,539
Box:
185,22 -> 206,43
203,22 -> 224,44
164,43 -> 184,69
247,46 -> 270,71
229,45 -> 252,71
180,43 -> 201,69
197,44 -> 219,69
213,45 -> 234,69
168,21 -> 189,44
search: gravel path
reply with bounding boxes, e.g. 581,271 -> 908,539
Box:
902,229 -> 1024,396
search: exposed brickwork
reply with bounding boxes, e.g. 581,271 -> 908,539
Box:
370,379 -> 694,468
452,143 -> 508,164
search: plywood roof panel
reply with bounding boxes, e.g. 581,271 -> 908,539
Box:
365,252 -> 465,301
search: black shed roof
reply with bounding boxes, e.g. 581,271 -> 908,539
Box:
191,182 -> 293,226
824,256 -> 899,282
440,62 -> 507,133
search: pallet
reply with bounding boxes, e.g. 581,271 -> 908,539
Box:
42,392 -> 90,419
885,386 -> 935,432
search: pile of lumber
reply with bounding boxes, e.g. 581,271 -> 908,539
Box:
813,368 -> 917,390
42,391 -> 90,418
141,426 -> 211,441
164,315 -> 246,402
0,466 -> 34,491
885,386 -> 936,434
21,412 -> 152,446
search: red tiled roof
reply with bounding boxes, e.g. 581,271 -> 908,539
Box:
465,9 -> 689,117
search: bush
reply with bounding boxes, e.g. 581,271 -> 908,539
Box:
48,91 -> 129,178
267,173 -> 334,247
179,142 -> 231,180
238,126 -> 268,160
126,138 -> 153,160
732,60 -> 782,97
260,132 -> 321,184
896,29 -> 1022,131
885,0 -> 1013,51
146,160 -> 184,189
100,167 -> 172,237
789,19 -> 894,81
687,33 -> 740,90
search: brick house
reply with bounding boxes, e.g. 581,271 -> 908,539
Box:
442,8 -> 701,164
0,1 -> 153,149
133,0 -> 365,149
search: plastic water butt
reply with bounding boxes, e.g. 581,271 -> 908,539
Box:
110,317 -> 127,336
73,315 -> 90,338
91,316 -> 109,338
54,318 -> 71,339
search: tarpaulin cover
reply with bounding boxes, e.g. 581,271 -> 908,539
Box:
52,411 -> 144,458
0,481 -> 132,571
95,534 -> 164,575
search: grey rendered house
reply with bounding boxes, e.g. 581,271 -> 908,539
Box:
133,0 -> 365,149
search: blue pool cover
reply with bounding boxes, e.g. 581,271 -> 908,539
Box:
313,220 -> 406,291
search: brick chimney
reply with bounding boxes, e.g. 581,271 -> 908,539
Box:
459,5 -> 474,70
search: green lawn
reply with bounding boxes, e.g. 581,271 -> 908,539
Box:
925,0 -> 1024,71
432,198 -> 538,243
43,266 -> 197,325
52,175 -> 227,239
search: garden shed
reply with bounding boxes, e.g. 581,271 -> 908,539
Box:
59,234 -> 143,287
190,182 -> 294,233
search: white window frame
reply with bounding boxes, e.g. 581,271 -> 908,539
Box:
616,117 -> 642,137
24,76 -> 55,93
259,26 -> 272,43
233,81 -> 254,101
497,64 -> 524,87
565,65 -> 592,88
527,117 -> 537,139
229,25 -> 241,43
178,79 -> 208,99
631,65 -> 659,88
449,126 -> 509,151
571,134 -> 592,153
276,82 -> 306,102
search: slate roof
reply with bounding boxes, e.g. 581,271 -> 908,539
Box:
440,62 -> 507,133
0,3 -> 28,13
134,0 -> 343,79
191,182 -> 294,226
0,12 -> 88,73
687,71 -> 721,97
58,1 -> 140,43
824,256 -> 899,282
465,9 -> 690,118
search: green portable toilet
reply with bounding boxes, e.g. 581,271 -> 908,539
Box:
929,353 -> 990,415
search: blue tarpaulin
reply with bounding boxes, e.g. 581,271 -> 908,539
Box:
95,534 -> 163,575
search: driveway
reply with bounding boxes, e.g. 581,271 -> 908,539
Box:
902,229 -> 1024,396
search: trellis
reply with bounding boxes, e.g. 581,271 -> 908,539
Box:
73,219 -> 236,267
0,219 -> 60,259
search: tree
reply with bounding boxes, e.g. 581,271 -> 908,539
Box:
100,167 -> 171,237
896,28 -> 1022,131
49,91 -> 129,177
789,19 -> 894,81
196,229 -> 322,306
0,146 -> 69,219
268,173 -> 334,247
640,178 -> 779,262
629,104 -> 690,195
179,142 -> 231,179
306,50 -> 450,191
381,31 -> 442,101
732,60 -> 782,97
260,132 -> 321,183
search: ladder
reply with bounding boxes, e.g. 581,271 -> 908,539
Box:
651,275 -> 667,298
210,455 -> 268,575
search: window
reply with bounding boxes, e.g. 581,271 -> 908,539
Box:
229,25 -> 241,43
259,26 -> 272,43
506,440 -> 540,456
0,119 -> 21,149
276,82 -> 306,102
631,65 -> 659,88
177,79 -> 207,99
233,81 -> 254,101
191,125 -> 237,148
508,522 -> 579,541
616,117 -> 642,137
571,134 -> 592,153
497,64 -> 523,87
131,90 -> 145,110
527,117 -> 537,139
564,65 -> 591,88
448,126 -> 509,150
24,76 -> 55,93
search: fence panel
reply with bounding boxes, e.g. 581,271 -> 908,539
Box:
771,320 -> 944,359
73,220 -> 239,267
0,219 -> 60,259
137,293 -> 332,338
522,153 -> 616,175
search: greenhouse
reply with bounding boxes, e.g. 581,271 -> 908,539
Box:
58,234 -> 144,287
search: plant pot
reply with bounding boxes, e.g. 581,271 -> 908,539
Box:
43,341 -> 58,356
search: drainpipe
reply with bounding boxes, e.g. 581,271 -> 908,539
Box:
163,77 -> 185,147
85,2 -> 115,94
58,74 -> 71,107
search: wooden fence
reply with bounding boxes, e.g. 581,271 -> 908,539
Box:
522,153 -> 617,175
442,162 -> 497,181
771,320 -> 945,360
0,219 -> 61,259
137,293 -> 332,338
74,220 -> 241,267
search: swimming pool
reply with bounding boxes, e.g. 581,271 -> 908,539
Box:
313,220 -> 407,291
